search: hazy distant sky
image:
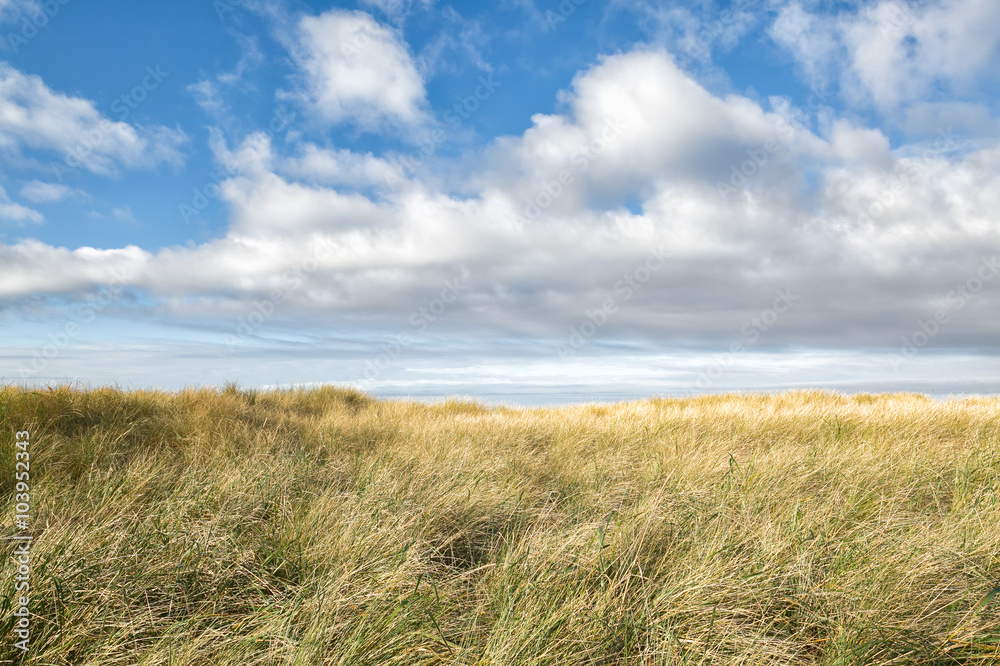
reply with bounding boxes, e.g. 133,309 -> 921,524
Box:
2,0 -> 999,402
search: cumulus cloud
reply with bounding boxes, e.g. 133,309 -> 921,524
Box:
769,2 -> 841,89
0,63 -> 187,176
282,143 -> 403,190
770,0 -> 1000,112
484,50 -> 826,203
2,49 -> 999,353
290,9 -> 429,131
0,241 -> 148,295
903,102 -> 999,137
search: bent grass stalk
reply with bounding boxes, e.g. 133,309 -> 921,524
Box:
0,386 -> 998,664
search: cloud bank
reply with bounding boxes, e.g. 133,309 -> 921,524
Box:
3,1 -> 1000,394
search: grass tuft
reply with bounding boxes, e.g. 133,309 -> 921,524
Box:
1,387 -> 999,664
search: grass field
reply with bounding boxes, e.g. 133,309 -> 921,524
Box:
1,386 -> 999,664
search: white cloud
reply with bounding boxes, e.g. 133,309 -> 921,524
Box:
291,9 -> 429,131
359,0 -> 433,22
187,79 -> 227,118
0,63 -> 187,176
0,0 -> 38,22
187,34 -> 264,118
19,180 -> 84,203
828,120 -> 893,169
415,7 -> 491,76
0,240 -> 148,294
903,102 -> 999,137
770,0 -> 1000,112
2,49 -> 999,354
844,0 -> 1000,109
608,0 -> 759,64
0,185 -> 41,223
477,50 -> 827,217
112,206 -> 137,224
769,2 -> 841,89
282,143 -> 403,189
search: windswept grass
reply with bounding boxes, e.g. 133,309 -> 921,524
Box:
1,386 -> 999,664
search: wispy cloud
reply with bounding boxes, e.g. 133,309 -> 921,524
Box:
0,63 -> 187,177
0,185 -> 42,224
19,180 -> 85,204
771,0 -> 1000,113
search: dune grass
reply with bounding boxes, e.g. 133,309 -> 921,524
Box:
1,385 -> 999,664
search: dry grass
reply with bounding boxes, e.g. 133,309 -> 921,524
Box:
1,385 -> 999,664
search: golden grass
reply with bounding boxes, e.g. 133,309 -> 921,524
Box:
1,385 -> 999,664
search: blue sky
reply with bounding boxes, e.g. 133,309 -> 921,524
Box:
2,0 -> 1000,402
